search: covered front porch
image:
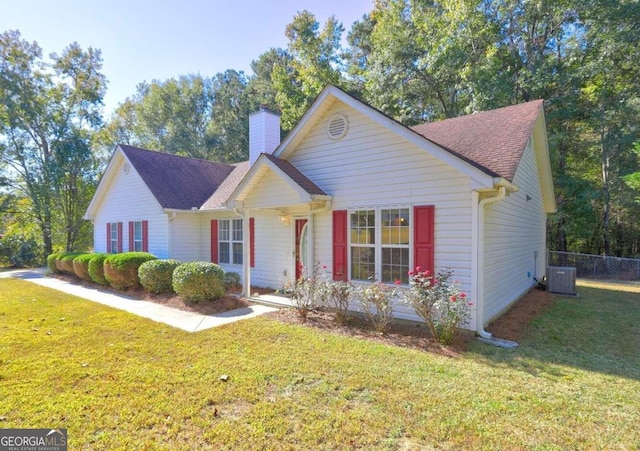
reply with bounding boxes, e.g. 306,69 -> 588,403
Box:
224,152 -> 332,297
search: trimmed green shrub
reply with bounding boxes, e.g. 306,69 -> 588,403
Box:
88,253 -> 109,285
58,252 -> 82,274
172,262 -> 225,302
138,259 -> 181,294
73,253 -> 95,281
104,252 -> 157,290
224,271 -> 241,289
47,252 -> 62,274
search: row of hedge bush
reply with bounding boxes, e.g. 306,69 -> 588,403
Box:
47,252 -> 239,303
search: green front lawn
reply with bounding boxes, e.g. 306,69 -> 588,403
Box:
1,278 -> 639,449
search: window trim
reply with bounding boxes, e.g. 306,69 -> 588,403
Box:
218,218 -> 243,265
133,221 -> 143,252
348,206 -> 412,284
110,222 -> 119,254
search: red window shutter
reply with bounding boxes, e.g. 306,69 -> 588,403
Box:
250,217 -> 255,268
117,222 -> 123,253
413,205 -> 435,274
128,221 -> 134,251
106,223 -> 111,253
210,220 -> 218,263
142,220 -> 149,252
332,210 -> 348,281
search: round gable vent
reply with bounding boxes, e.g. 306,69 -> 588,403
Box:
123,162 -> 131,174
327,114 -> 348,140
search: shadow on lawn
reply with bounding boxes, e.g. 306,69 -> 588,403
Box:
468,285 -> 640,381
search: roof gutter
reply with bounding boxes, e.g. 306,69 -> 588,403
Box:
163,208 -> 202,214
493,177 -> 519,194
475,186 -> 519,348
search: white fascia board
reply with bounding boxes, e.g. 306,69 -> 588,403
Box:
225,156 -> 268,204
273,86 -> 335,158
225,154 -> 313,208
533,111 -> 557,214
262,157 -> 313,202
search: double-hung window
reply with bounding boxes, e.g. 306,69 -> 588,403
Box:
109,223 -> 119,254
350,207 -> 410,284
132,221 -> 143,251
219,219 -> 243,265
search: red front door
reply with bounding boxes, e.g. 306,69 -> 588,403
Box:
295,219 -> 308,280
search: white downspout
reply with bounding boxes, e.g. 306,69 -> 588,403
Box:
476,186 -> 517,347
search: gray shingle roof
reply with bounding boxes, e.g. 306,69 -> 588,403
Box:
119,144 -> 235,210
263,153 -> 327,195
411,100 -> 544,181
200,161 -> 251,209
117,99 -> 543,211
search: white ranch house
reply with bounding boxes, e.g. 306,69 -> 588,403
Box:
85,85 -> 556,339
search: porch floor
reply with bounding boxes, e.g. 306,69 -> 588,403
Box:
249,293 -> 295,308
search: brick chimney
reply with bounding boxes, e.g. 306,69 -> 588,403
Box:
249,105 -> 281,165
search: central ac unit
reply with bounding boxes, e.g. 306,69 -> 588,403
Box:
546,266 -> 577,295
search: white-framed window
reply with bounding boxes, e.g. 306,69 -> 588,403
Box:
350,207 -> 411,284
219,219 -> 243,264
110,223 -> 119,254
133,221 -> 143,252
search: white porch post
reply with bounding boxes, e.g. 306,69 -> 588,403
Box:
243,208 -> 251,297
308,211 -> 315,274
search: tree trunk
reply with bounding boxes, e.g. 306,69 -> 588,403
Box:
601,126 -> 611,256
41,215 -> 53,257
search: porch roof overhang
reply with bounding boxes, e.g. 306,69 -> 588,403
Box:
225,153 -> 332,210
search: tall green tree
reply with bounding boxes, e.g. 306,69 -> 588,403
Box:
100,71 -> 259,163
348,0 -> 496,123
99,74 -> 216,159
208,70 -> 261,163
272,10 -> 346,129
247,47 -> 292,109
345,0 -> 640,256
577,0 -> 640,255
0,30 -> 106,254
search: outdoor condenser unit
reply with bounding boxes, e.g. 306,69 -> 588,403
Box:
546,266 -> 577,295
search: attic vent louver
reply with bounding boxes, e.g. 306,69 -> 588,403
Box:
327,114 -> 348,140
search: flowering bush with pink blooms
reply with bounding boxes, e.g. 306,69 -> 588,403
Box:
402,267 -> 472,345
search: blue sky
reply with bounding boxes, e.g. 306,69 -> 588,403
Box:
2,0 -> 373,116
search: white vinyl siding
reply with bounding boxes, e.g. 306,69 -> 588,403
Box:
288,104 -> 473,322
169,213 -> 202,262
242,169 -> 301,209
251,213 -> 292,289
93,154 -> 169,258
482,138 -> 547,323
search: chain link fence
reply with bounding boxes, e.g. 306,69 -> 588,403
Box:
548,251 -> 640,281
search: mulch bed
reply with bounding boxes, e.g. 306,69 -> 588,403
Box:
52,273 -> 252,316
485,287 -> 556,342
266,307 -> 472,356
52,273 -> 555,353
266,287 -> 557,354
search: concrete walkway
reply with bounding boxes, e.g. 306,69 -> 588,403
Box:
0,268 -> 279,333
